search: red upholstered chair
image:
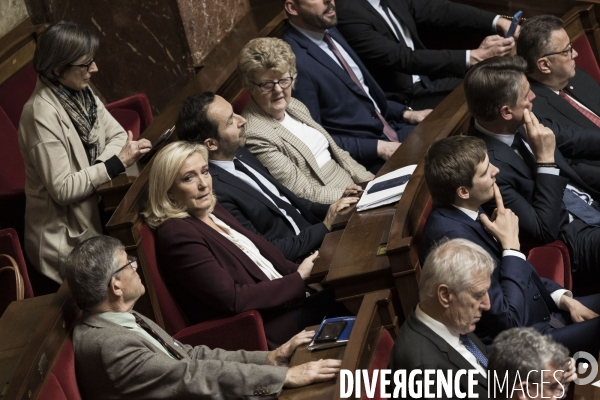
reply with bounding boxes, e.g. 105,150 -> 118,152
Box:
362,329 -> 395,400
572,34 -> 600,84
37,337 -> 82,400
0,228 -> 33,298
527,240 -> 573,291
106,94 -> 153,141
0,63 -> 37,129
139,223 -> 268,351
232,91 -> 251,114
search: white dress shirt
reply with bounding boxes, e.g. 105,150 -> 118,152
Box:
289,21 -> 381,112
280,111 -> 332,168
209,214 -> 283,281
210,158 -> 301,235
365,0 -> 501,73
414,304 -> 487,377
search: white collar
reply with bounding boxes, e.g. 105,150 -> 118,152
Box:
414,304 -> 460,348
474,120 -> 516,147
209,158 -> 236,174
452,205 -> 479,221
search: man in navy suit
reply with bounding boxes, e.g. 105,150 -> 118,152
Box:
175,92 -> 358,261
420,135 -> 600,355
463,56 -> 600,284
282,0 -> 431,173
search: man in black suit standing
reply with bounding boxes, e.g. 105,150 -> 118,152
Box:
175,92 -> 358,262
464,55 -> 600,282
389,238 -> 491,398
336,0 -> 515,109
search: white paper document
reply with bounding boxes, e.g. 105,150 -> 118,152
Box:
356,164 -> 417,212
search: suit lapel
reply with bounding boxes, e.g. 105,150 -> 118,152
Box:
358,0 -> 401,43
565,68 -> 600,117
435,206 -> 501,255
531,78 -> 594,129
210,162 -> 285,217
385,0 -> 422,47
408,313 -> 488,390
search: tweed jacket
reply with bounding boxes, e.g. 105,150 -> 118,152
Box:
243,97 -> 374,204
18,78 -> 126,283
74,311 -> 286,399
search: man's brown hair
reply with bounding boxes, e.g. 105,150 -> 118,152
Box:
424,136 -> 488,206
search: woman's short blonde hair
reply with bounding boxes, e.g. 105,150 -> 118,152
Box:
143,141 -> 215,228
238,37 -> 297,91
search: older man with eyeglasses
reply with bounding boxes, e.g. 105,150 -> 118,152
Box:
63,235 -> 341,400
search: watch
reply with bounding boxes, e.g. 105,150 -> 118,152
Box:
401,106 -> 413,120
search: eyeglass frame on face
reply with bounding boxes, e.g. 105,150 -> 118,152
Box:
542,43 -> 574,59
252,76 -> 294,92
108,255 -> 138,287
69,59 -> 96,71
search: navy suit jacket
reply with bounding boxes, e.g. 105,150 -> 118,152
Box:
389,311 -> 489,399
420,205 -> 564,344
337,0 -> 496,102
210,148 -> 330,261
282,25 -> 413,171
470,122 -> 600,245
530,68 -> 600,131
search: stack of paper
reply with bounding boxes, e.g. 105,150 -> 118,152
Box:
356,164 -> 417,212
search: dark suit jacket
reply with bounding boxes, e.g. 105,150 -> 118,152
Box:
210,148 -> 330,262
389,311 -> 489,399
74,312 -> 285,399
155,203 -> 307,349
282,25 -> 413,170
336,0 -> 496,102
530,68 -> 600,131
420,205 -> 564,344
470,121 -> 600,245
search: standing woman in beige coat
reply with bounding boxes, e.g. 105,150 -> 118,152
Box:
239,38 -> 374,205
18,21 -> 151,284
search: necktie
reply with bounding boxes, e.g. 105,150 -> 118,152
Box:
562,188 -> 600,226
459,334 -> 488,368
233,159 -> 310,230
559,90 -> 600,129
322,32 -> 399,142
377,0 -> 434,91
134,313 -> 184,360
510,134 -> 537,169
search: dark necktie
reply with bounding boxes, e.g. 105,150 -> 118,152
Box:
134,313 -> 184,360
233,159 -> 310,230
510,134 -> 537,169
378,0 -> 434,91
559,90 -> 600,128
459,334 -> 488,368
322,32 -> 399,142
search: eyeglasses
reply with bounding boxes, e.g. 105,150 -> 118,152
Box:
108,255 -> 138,286
69,59 -> 96,71
253,77 -> 294,92
542,43 -> 574,59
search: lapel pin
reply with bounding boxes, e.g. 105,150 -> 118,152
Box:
570,86 -> 574,90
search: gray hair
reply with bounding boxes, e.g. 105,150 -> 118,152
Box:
489,327 -> 569,397
419,238 -> 496,301
517,15 -> 564,73
62,236 -> 124,310
34,21 -> 99,80
464,56 -> 528,122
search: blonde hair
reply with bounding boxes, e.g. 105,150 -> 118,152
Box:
143,141 -> 215,228
238,37 -> 297,91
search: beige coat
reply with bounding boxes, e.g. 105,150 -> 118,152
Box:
18,78 -> 126,283
243,97 -> 374,204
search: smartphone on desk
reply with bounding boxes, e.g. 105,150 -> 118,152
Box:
505,11 -> 522,38
314,320 -> 348,343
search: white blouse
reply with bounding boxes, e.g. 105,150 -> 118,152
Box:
280,111 -> 333,168
209,214 -> 283,280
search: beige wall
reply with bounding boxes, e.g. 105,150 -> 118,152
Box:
0,0 -> 29,38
